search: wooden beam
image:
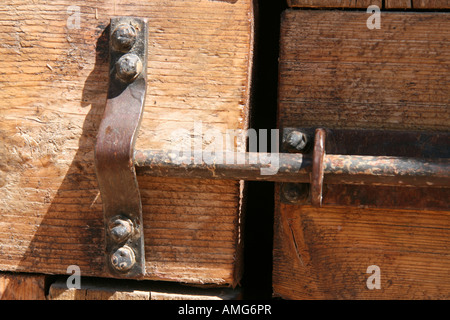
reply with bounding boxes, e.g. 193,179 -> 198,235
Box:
48,278 -> 241,300
414,0 -> 450,8
275,10 -> 450,299
0,273 -> 46,300
288,0 -> 450,8
287,0 -> 382,7
385,0 -> 412,8
278,10 -> 450,132
0,0 -> 253,286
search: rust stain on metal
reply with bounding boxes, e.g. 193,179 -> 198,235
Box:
135,129 -> 449,210
311,128 -> 326,207
95,17 -> 148,278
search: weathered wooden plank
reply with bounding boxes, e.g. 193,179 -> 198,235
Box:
288,0 -> 450,8
49,280 -> 152,300
414,0 -> 450,8
274,202 -> 450,299
278,10 -> 450,132
0,0 -> 253,285
0,272 -> 46,300
385,0 -> 412,8
275,10 -> 450,299
287,0 -> 382,7
48,278 -> 241,300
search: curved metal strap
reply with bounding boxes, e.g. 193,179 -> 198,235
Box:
95,17 -> 148,278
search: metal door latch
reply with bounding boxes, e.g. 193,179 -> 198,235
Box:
94,17 -> 449,278
95,17 -> 148,278
134,128 -> 449,210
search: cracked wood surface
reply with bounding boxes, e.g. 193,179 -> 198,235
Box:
0,273 -> 46,300
274,10 -> 450,299
48,277 -> 241,300
0,0 -> 254,285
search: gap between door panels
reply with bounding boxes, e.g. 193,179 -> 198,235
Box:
241,0 -> 287,300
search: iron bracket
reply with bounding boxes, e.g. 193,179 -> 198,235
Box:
95,17 -> 148,278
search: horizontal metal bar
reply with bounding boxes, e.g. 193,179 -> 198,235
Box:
134,150 -> 450,188
324,155 -> 450,187
134,150 -> 311,182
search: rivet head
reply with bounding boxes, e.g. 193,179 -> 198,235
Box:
108,217 -> 133,243
286,131 -> 309,152
115,54 -> 142,83
111,246 -> 136,272
112,24 -> 137,52
281,183 -> 309,204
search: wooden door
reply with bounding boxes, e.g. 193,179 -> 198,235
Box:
273,2 -> 450,299
1,0 -> 449,300
0,0 -> 254,298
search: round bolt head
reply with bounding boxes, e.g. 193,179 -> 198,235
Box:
112,24 -> 137,52
115,53 -> 142,83
281,183 -> 309,204
108,217 -> 133,243
286,131 -> 308,152
111,246 -> 136,272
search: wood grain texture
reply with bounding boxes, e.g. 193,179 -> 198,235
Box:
274,201 -> 450,299
48,278 -> 241,300
288,0 -> 449,8
414,0 -> 450,8
0,0 -> 254,286
385,0 -> 412,8
278,10 -> 450,132
0,272 -> 46,300
274,10 -> 450,299
287,0 -> 382,8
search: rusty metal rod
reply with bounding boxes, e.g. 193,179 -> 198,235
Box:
324,155 -> 450,188
134,150 -> 450,188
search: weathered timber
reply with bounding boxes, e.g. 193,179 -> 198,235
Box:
48,277 -> 241,300
287,0 -> 382,8
0,272 -> 46,300
274,10 -> 450,299
0,0 -> 254,286
287,0 -> 450,8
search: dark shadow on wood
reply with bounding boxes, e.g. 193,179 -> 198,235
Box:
13,24 -> 110,282
241,0 -> 287,300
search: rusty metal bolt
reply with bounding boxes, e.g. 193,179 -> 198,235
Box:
281,183 -> 309,204
115,53 -> 143,83
112,24 -> 137,53
286,131 -> 309,152
108,217 -> 133,243
111,246 -> 136,272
